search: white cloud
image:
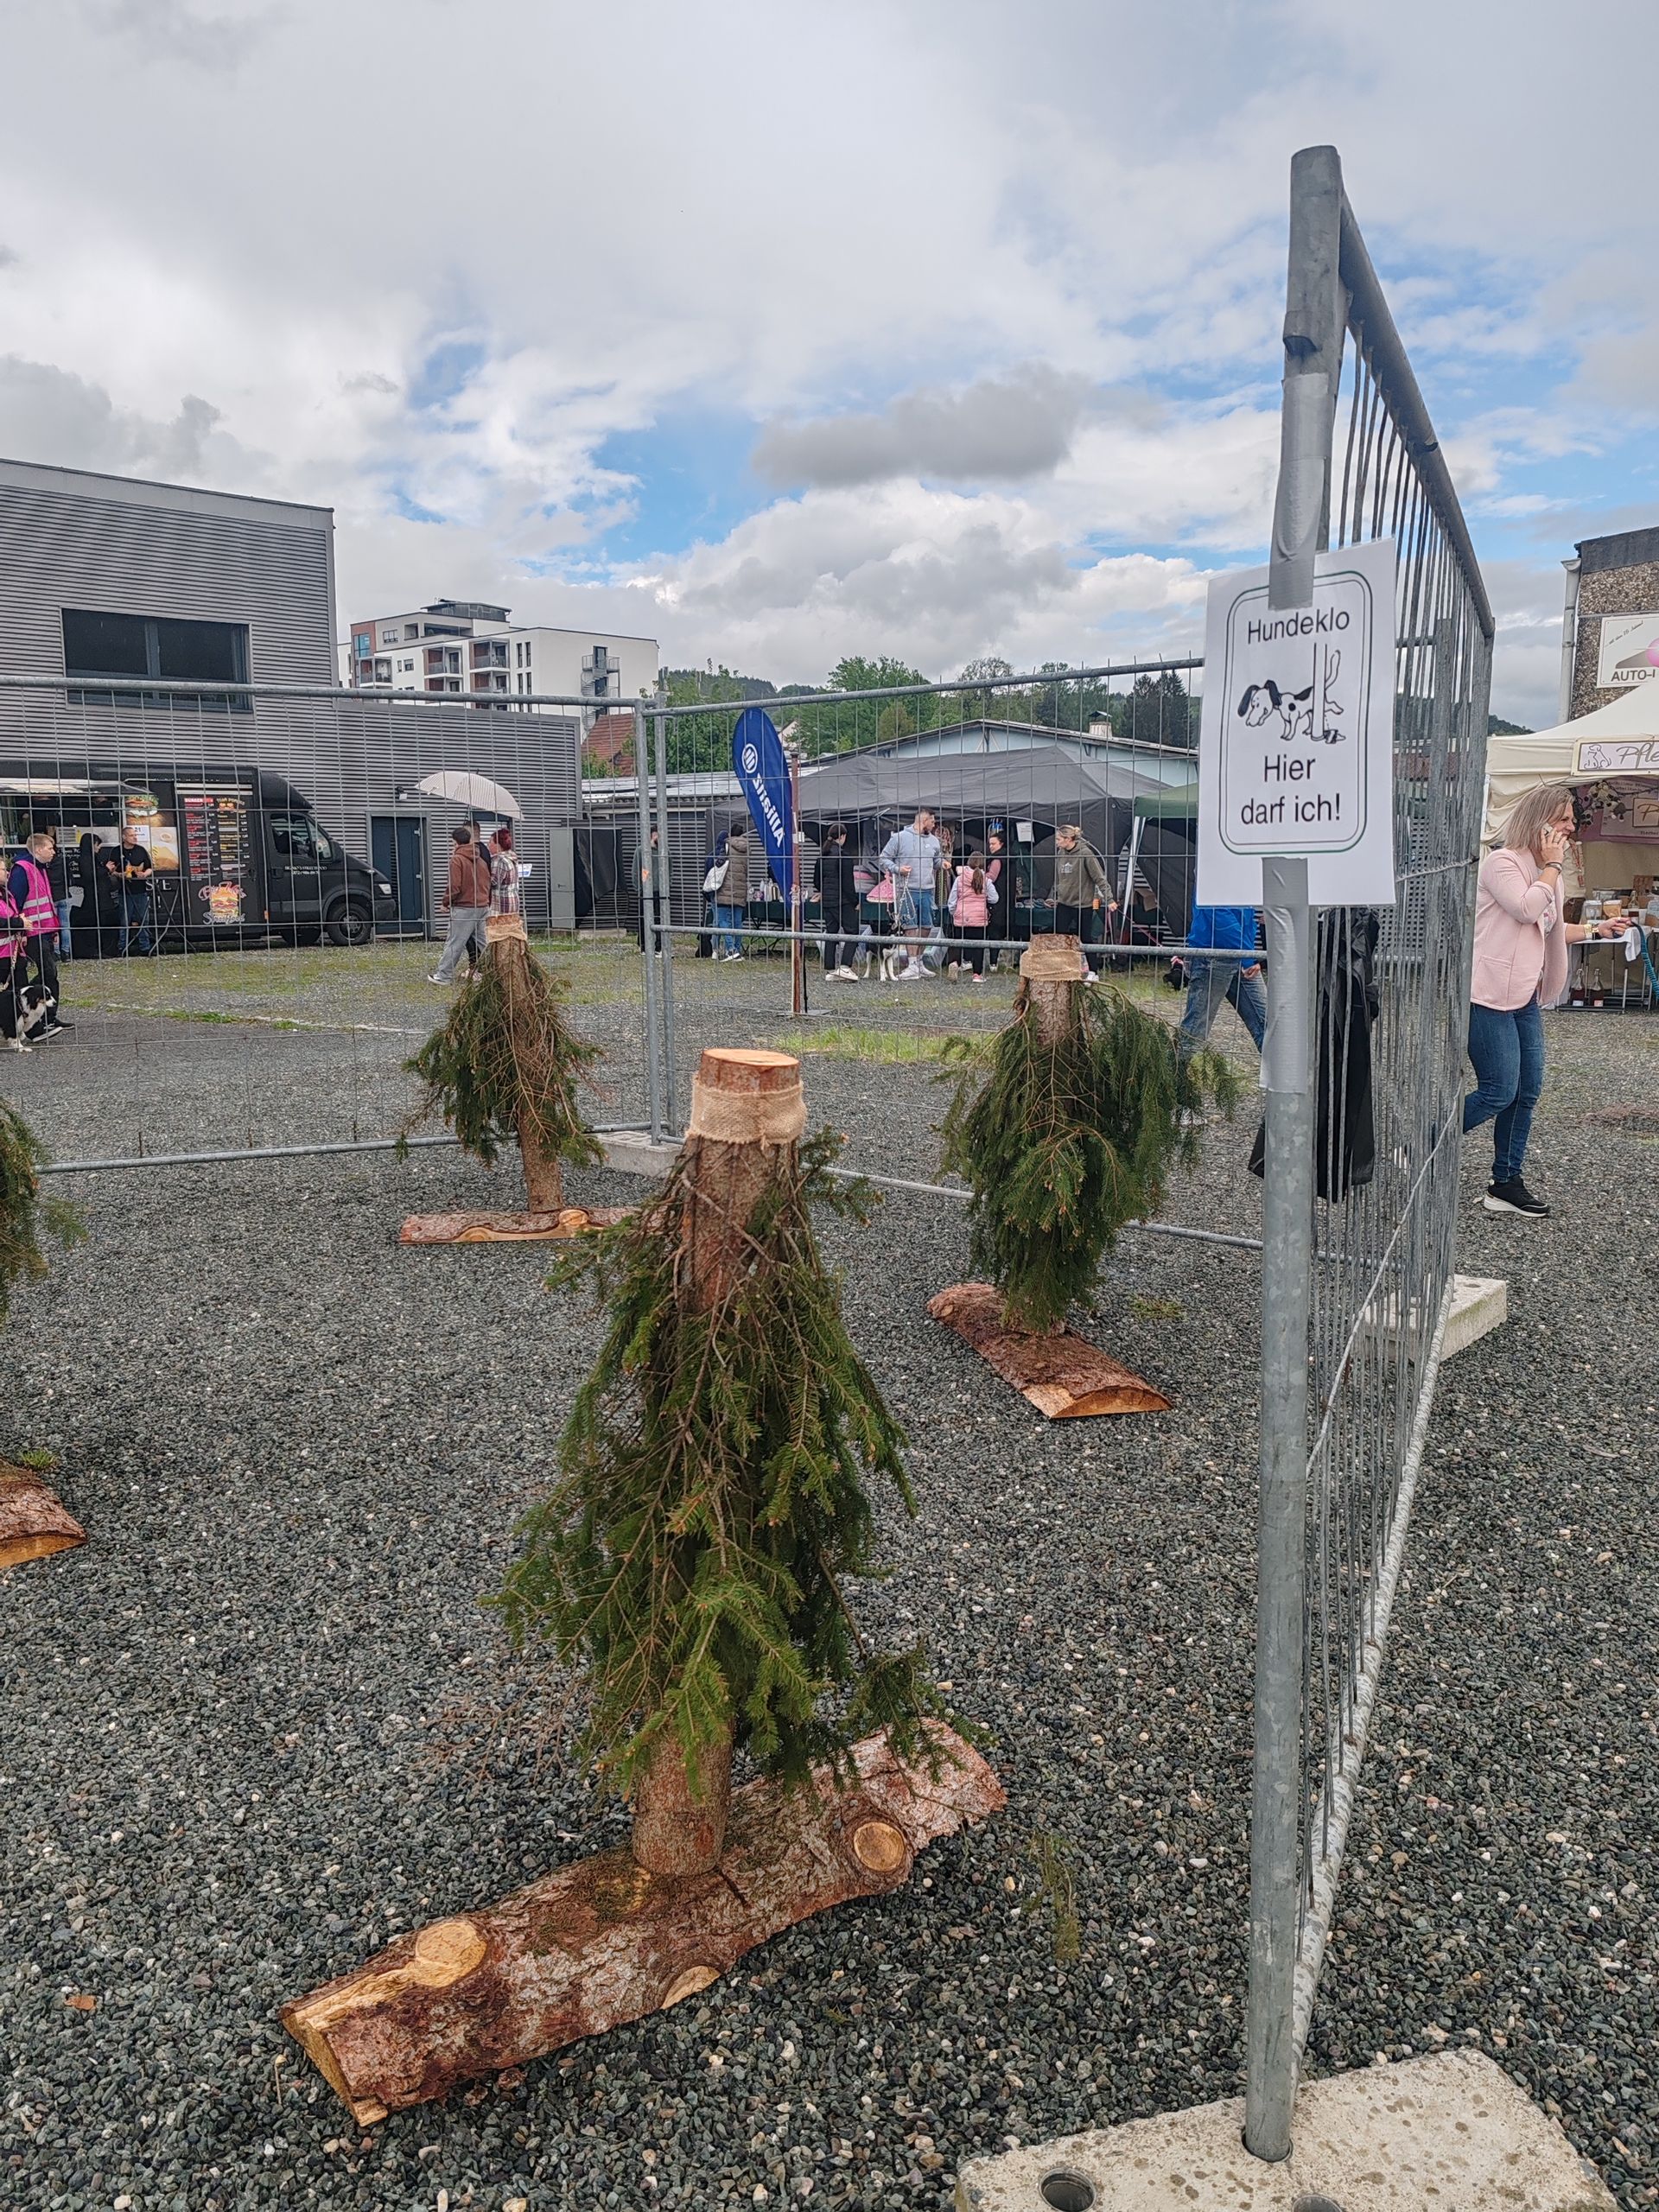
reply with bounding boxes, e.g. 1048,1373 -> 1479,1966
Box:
0,0 -> 1652,690
753,367 -> 1098,490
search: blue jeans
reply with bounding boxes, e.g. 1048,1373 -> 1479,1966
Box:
119,889 -> 152,956
714,903 -> 745,956
56,899 -> 73,959
1464,995 -> 1545,1182
1177,957 -> 1267,1058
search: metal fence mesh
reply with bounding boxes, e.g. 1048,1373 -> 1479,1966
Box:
0,681 -> 652,1165
1286,178 -> 1495,2050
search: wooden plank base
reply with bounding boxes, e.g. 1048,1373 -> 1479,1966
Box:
0,1463 -> 86,1570
398,1206 -> 631,1246
282,1723 -> 1003,2126
927,1282 -> 1172,1420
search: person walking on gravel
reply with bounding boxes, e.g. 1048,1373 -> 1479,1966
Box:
879,807 -> 942,981
1046,823 -> 1114,982
429,824 -> 493,983
1175,904 -> 1266,1064
1465,784 -> 1624,1217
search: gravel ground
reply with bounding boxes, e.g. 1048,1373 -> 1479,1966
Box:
1,999 -> 1654,2210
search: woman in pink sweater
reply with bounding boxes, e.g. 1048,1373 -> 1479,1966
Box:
1464,783 -> 1620,1217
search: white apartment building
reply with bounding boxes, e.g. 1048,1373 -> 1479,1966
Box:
343,598 -> 658,721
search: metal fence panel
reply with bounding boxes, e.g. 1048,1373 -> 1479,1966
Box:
636,661 -> 1217,1176
1244,145 -> 1494,2157
0,678 -> 652,1166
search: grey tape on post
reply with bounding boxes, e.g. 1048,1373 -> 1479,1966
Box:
1260,855 -> 1312,1096
1268,372 -> 1330,613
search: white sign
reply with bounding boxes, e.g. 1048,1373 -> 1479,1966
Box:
1196,538 -> 1397,906
1597,613 -> 1659,689
1575,736 -> 1659,776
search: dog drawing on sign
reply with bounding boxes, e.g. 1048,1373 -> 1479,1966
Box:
1238,652 -> 1344,743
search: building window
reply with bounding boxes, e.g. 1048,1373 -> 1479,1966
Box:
63,607 -> 251,710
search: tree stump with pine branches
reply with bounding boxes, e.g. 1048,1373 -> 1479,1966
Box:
0,1101 -> 86,1566
399,916 -> 628,1243
931,937 -> 1238,1418
283,1046 -> 1003,2120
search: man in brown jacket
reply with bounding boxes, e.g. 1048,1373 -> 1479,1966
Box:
429,823 -> 493,982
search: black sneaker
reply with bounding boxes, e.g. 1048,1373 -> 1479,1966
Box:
43,1018 -> 73,1035
1484,1178 -> 1548,1217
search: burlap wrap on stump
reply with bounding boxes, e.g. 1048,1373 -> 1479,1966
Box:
687,1068 -> 807,1147
486,912 -> 528,944
1019,938 -> 1082,983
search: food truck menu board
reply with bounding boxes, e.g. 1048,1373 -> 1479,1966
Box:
180,787 -> 250,925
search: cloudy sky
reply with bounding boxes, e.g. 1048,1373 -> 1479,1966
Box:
3,0 -> 1656,724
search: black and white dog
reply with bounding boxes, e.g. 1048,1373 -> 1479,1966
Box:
1,967 -> 55,1051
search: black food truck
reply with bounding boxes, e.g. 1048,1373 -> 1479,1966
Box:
0,763 -> 397,953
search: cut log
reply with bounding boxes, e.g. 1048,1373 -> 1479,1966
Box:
283,1721 -> 1002,2125
398,1207 -> 630,1246
1019,935 -> 1084,1046
619,1046 -> 809,1872
630,1725 -> 735,1878
927,1281 -> 1171,1420
0,1462 -> 86,1569
516,1109 -> 563,1212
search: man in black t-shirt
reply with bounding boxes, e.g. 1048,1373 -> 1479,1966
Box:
104,825 -> 155,957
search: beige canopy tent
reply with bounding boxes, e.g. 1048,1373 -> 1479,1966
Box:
1484,684 -> 1659,897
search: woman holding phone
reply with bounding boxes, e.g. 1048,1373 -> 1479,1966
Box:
1465,784 -> 1622,1217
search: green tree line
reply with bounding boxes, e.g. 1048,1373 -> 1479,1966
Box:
639,657 -> 1198,774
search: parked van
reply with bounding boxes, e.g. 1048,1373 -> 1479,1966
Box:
0,762 -> 396,952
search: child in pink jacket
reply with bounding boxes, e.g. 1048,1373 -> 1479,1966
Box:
946,853 -> 998,980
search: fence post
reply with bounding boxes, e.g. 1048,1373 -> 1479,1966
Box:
1244,143 -> 1344,2164
652,691 -> 678,1133
633,706 -> 664,1143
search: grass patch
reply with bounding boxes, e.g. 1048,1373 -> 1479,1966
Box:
1129,1294 -> 1185,1323
11,1446 -> 60,1473
771,1026 -> 994,1066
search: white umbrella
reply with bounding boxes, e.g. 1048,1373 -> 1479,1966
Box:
411,770 -> 524,820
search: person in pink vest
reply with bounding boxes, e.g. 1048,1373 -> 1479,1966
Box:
6,832 -> 70,1036
1464,784 -> 1621,1217
0,870 -> 29,1039
945,850 -> 998,981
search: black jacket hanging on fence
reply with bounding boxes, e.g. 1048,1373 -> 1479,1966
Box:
1249,909 -> 1381,1202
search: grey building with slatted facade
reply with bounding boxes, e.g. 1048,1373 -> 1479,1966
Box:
0,457 -> 585,931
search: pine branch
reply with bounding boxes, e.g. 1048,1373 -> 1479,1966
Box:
940,982 -> 1238,1333
0,1103 -> 85,1328
496,1126 -> 938,1799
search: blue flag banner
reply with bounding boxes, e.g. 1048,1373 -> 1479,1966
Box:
732,706 -> 794,906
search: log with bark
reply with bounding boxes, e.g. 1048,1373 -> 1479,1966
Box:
283,1721 -> 1001,2125
926,1281 -> 1171,1419
0,1460 -> 86,1569
398,1205 -> 631,1246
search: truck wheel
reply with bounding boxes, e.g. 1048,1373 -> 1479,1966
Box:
326,902 -> 374,949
